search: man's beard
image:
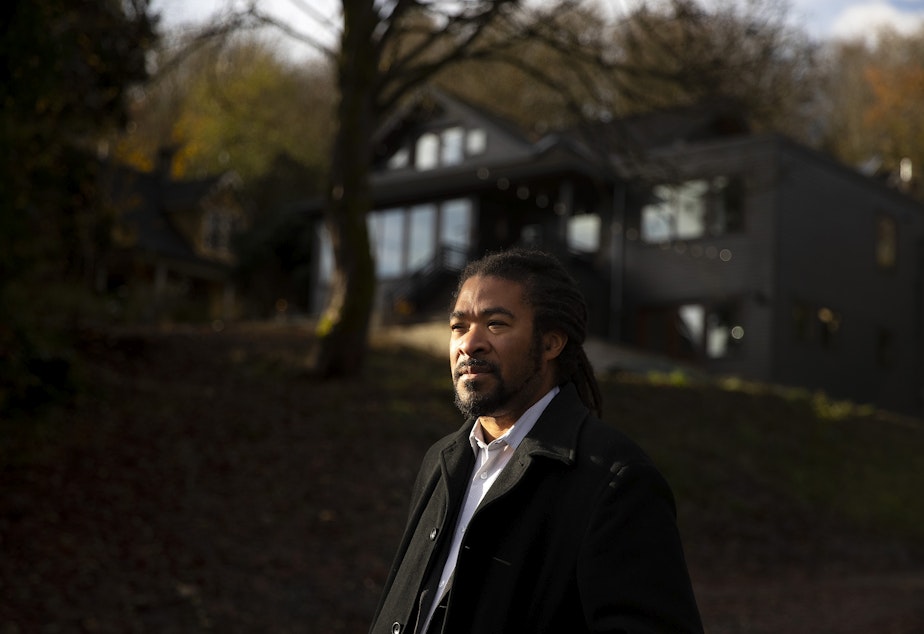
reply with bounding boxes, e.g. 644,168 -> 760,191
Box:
452,333 -> 543,419
453,359 -> 505,420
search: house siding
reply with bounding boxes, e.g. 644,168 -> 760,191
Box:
773,139 -> 924,412
620,136 -> 780,381
615,133 -> 924,414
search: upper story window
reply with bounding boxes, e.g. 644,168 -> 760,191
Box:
409,126 -> 486,171
202,209 -> 234,254
415,133 -> 440,170
641,175 -> 743,244
387,147 -> 410,170
440,127 -> 465,166
466,128 -> 487,155
875,213 -> 897,270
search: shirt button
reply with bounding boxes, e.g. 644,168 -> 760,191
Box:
480,472 -> 488,479
429,528 -> 438,541
392,622 -> 402,634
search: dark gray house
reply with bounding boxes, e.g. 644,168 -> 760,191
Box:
309,89 -> 924,415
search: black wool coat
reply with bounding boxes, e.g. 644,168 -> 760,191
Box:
369,382 -> 703,634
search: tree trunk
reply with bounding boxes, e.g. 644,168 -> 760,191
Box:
309,2 -> 379,378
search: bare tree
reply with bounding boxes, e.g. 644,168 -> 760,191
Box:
240,0 -> 598,377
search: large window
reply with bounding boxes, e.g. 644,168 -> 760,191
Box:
370,209 -> 406,277
439,199 -> 473,269
318,199 -> 472,283
408,204 -> 437,271
361,198 -> 474,279
639,302 -> 743,360
641,176 -> 743,243
678,303 -> 743,359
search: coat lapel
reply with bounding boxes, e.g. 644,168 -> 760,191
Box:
438,431 -> 477,511
479,383 -> 589,508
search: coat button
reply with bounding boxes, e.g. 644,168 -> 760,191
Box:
429,528 -> 438,541
391,622 -> 402,634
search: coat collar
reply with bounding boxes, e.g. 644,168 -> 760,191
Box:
474,382 -> 588,509
516,382 -> 588,465
440,382 -> 588,466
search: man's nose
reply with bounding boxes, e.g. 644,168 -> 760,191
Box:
456,324 -> 489,357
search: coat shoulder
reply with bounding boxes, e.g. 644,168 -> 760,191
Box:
577,415 -> 656,469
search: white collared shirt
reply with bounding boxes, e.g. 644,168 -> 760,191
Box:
419,386 -> 560,632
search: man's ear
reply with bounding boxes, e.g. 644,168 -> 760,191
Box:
542,330 -> 567,361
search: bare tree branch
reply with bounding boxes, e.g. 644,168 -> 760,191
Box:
245,4 -> 338,61
375,1 -> 525,114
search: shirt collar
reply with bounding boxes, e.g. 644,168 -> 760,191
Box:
469,385 -> 561,453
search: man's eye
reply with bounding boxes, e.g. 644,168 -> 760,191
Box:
488,321 -> 507,329
450,323 -> 466,331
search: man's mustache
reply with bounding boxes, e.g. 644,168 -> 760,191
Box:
453,358 -> 497,379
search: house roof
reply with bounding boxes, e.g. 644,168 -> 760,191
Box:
105,162 -> 229,267
374,89 -> 752,184
372,87 -> 537,170
305,88 -> 924,217
374,87 -> 532,144
297,90 -> 757,216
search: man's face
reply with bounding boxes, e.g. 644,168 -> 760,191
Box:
449,275 -> 551,423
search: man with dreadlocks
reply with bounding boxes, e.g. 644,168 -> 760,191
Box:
370,248 -> 703,634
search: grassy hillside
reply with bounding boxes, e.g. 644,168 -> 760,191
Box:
1,323 -> 922,633
606,371 -> 924,540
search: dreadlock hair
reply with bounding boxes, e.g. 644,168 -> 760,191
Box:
454,248 -> 603,417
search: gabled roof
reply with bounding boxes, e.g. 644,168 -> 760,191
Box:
372,87 -> 536,169
105,162 -> 231,265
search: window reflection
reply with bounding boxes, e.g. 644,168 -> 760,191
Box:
641,176 -> 743,243
441,199 -> 472,253
329,198 -> 474,280
678,303 -> 741,359
318,224 -> 333,281
400,127 -> 487,171
371,209 -> 405,277
466,128 -> 487,155
567,214 -> 601,253
203,210 -> 234,253
408,204 -> 437,271
441,127 -> 465,166
415,133 -> 439,170
387,147 -> 409,170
